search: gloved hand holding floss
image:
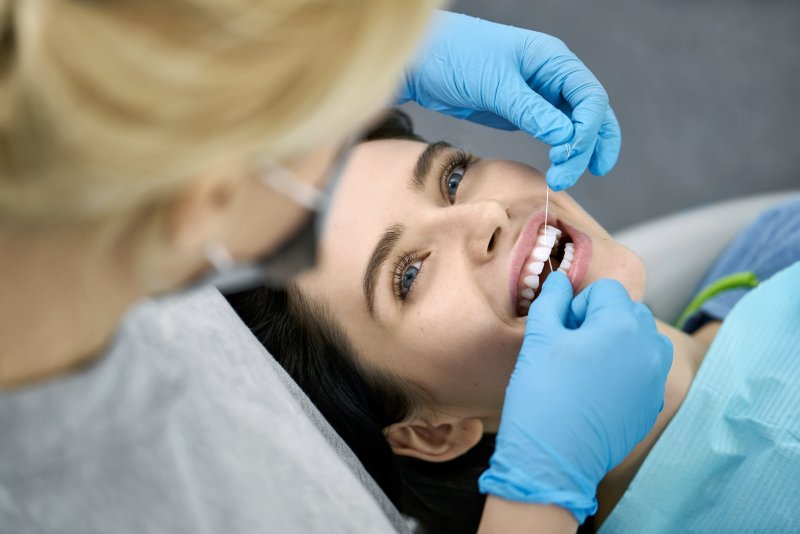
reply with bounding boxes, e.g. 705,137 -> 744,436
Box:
480,274 -> 673,523
398,11 -> 622,190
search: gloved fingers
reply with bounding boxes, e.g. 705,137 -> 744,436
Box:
557,59 -> 609,142
461,110 -> 519,131
569,278 -> 633,325
587,106 -> 621,177
632,302 -> 658,331
632,302 -> 668,345
631,302 -> 674,374
650,335 -> 672,416
546,135 -> 597,191
546,62 -> 609,190
657,333 -> 674,378
497,76 -> 575,147
524,271 -> 574,334
568,283 -> 593,325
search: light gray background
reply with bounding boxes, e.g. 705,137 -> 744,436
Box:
402,0 -> 799,231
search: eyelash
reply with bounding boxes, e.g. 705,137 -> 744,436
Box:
392,251 -> 423,301
391,150 -> 475,301
439,150 -> 474,204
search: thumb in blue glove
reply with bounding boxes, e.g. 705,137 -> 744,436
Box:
478,272 -> 673,524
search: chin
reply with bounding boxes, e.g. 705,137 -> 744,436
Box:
624,272 -> 647,302
588,246 -> 647,302
616,249 -> 647,302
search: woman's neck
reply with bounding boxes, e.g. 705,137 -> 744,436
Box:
0,227 -> 142,388
594,318 -> 717,524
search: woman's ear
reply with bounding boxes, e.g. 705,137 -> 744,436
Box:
384,415 -> 484,463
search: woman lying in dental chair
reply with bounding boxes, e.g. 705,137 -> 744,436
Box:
226,110 -> 800,534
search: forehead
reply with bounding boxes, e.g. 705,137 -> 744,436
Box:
323,139 -> 425,241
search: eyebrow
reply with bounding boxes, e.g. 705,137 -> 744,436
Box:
361,142 -> 452,318
363,223 -> 406,317
411,141 -> 451,192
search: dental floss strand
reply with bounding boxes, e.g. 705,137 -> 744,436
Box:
544,184 -> 554,273
544,135 -> 578,274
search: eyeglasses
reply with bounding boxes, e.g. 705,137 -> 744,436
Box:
197,139 -> 354,293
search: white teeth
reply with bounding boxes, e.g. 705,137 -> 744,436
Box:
544,225 -> 561,236
520,287 -> 535,300
559,243 -> 575,273
523,275 -> 540,289
532,225 -> 561,263
517,226 -> 574,314
532,246 -> 551,262
558,243 -> 575,274
527,261 -> 544,274
536,233 -> 557,248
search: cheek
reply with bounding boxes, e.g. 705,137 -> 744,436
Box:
396,296 -> 521,411
586,238 -> 647,301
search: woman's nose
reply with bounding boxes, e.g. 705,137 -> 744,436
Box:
442,200 -> 509,263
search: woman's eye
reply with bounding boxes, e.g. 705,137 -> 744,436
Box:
400,260 -> 423,298
446,166 -> 466,203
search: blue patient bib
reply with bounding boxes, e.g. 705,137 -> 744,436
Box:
600,261 -> 800,533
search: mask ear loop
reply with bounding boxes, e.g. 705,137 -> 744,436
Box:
260,164 -> 324,211
203,241 -> 235,273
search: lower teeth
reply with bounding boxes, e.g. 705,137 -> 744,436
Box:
519,240 -> 575,312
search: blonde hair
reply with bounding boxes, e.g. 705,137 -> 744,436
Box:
0,0 -> 439,225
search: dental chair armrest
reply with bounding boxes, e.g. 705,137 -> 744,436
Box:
612,191 -> 800,324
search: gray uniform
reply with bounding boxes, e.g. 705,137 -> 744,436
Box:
0,287 -> 406,534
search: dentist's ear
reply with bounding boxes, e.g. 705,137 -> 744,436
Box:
384,415 -> 484,463
133,168 -> 246,294
165,170 -> 244,254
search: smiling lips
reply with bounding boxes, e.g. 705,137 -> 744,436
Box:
508,214 -> 591,316
516,224 -> 575,311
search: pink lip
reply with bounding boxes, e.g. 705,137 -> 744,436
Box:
507,213 -> 593,315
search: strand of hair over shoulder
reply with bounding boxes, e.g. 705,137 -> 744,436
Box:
0,0 -> 14,129
0,0 -> 19,79
0,0 -> 14,43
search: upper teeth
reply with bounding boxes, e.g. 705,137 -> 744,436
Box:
518,224 -> 575,312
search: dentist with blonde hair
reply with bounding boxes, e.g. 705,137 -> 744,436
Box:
0,1 -> 671,532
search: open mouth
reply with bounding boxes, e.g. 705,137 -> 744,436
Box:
515,221 -> 575,316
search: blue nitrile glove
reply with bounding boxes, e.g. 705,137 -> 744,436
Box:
397,11 -> 621,191
478,272 -> 673,523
